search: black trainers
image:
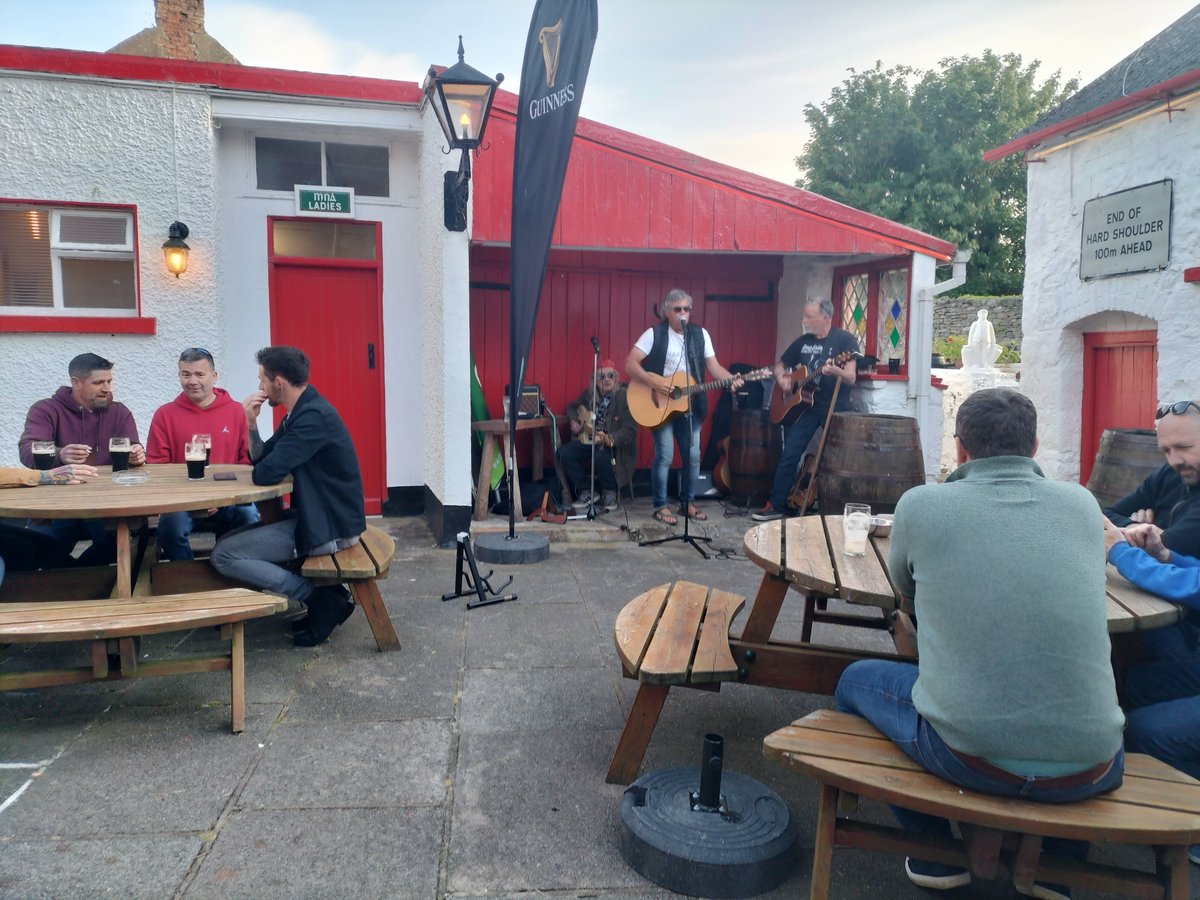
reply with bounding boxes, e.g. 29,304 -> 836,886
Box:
751,501 -> 783,522
293,585 -> 354,647
904,857 -> 971,890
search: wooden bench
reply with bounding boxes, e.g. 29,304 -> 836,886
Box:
0,589 -> 286,733
606,580 -> 745,785
301,523 -> 400,652
765,709 -> 1200,900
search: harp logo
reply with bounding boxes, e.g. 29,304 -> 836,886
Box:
539,19 -> 562,88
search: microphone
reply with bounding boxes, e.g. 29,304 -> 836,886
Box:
591,336 -> 600,354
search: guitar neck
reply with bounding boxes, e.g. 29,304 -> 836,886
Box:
678,369 -> 769,398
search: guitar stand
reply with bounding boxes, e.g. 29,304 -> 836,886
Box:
441,533 -> 518,609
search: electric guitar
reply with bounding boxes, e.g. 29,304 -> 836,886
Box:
627,368 -> 772,429
768,350 -> 857,426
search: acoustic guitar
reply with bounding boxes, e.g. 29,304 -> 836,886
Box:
768,350 -> 856,427
627,368 -> 773,429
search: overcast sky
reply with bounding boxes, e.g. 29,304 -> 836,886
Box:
4,0 -> 1196,184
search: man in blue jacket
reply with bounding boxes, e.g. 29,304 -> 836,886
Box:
211,346 -> 366,647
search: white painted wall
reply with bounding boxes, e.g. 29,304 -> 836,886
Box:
1021,104 -> 1199,481
0,75 -> 218,457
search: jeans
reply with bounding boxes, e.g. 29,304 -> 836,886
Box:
651,415 -> 701,510
836,660 -> 1123,859
157,504 -> 261,561
768,414 -> 822,510
556,441 -> 617,497
1124,649 -> 1200,781
210,518 -> 313,604
29,518 -> 116,566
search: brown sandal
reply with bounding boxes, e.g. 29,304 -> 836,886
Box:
682,505 -> 708,521
653,507 -> 678,526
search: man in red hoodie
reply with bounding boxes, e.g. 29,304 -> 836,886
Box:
146,348 -> 259,560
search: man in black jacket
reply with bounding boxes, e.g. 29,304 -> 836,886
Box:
1104,401 -> 1200,558
211,346 -> 366,647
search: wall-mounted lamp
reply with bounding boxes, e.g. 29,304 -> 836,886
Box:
162,221 -> 190,277
423,36 -> 503,231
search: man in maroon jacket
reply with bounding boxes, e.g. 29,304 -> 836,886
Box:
146,348 -> 259,560
18,352 -> 145,564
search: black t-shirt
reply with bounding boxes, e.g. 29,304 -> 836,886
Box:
779,327 -> 859,412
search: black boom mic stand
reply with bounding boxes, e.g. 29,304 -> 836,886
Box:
568,336 -> 602,521
640,319 -> 712,558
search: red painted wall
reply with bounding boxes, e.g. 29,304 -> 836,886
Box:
470,247 -> 781,469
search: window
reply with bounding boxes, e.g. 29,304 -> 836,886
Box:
835,262 -> 911,373
255,137 -> 390,198
0,204 -> 138,317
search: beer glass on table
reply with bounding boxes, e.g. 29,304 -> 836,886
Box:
185,441 -> 207,480
109,437 -> 131,472
192,433 -> 212,465
843,503 -> 871,557
32,441 -> 56,471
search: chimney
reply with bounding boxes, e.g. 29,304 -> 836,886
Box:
156,0 -> 204,61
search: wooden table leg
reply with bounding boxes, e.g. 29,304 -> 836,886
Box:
115,519 -> 132,598
532,427 -> 545,480
810,782 -> 838,900
230,621 -> 245,733
738,572 -> 789,644
606,683 -> 670,785
474,436 -> 497,521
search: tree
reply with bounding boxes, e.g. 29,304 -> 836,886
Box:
796,52 -> 1077,295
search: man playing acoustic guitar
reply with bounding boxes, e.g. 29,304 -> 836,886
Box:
626,289 -> 743,526
556,360 -> 637,512
753,297 -> 858,521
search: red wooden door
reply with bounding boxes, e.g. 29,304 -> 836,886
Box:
268,221 -> 385,515
1080,330 -> 1157,485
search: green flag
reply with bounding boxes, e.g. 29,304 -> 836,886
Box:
470,353 -> 505,491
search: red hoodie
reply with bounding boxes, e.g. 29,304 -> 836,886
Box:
146,388 -> 251,464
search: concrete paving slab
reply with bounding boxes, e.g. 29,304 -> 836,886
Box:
0,834 -> 202,899
458,666 -> 623,735
0,715 -> 94,765
240,719 -> 450,809
465,601 -> 605,669
189,806 -> 442,899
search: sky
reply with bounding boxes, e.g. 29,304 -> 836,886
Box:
3,0 -> 1196,185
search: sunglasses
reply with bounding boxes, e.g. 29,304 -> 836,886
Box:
1156,400 -> 1200,419
180,347 -> 214,363
598,371 -> 617,379
671,305 -> 692,313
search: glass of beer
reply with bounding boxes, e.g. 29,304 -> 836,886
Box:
109,437 -> 131,472
32,441 -> 57,471
192,433 -> 212,464
843,503 -> 872,557
185,441 -> 207,480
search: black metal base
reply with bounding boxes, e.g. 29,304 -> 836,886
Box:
441,533 -> 519,609
619,766 -> 798,898
640,530 -> 712,559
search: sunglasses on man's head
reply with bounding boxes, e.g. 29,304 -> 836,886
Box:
1156,401 -> 1200,419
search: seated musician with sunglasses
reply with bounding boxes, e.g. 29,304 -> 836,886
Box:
556,360 -> 636,512
1103,400 -> 1200,558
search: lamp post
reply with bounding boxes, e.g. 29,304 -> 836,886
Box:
424,36 -> 503,231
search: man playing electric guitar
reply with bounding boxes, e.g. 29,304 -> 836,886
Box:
753,297 -> 858,521
626,289 -> 743,526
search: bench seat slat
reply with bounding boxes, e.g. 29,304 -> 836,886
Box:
332,541 -> 377,579
690,588 -> 745,683
614,584 -> 670,675
360,525 -> 396,578
640,582 -> 707,684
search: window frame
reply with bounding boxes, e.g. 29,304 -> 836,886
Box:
833,257 -> 912,379
252,135 -> 392,199
0,199 -> 153,334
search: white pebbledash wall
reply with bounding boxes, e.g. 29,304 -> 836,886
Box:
1020,103 -> 1199,481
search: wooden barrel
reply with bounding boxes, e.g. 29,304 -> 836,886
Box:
1086,429 -> 1161,509
817,413 -> 926,514
728,407 -> 781,505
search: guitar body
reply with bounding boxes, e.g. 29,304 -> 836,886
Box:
713,437 -> 731,494
769,380 -> 815,427
627,371 -> 697,428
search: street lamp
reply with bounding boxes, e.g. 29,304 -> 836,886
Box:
424,36 -> 503,231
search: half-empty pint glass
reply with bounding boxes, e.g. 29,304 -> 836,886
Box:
32,441 -> 56,471
843,503 -> 871,557
185,441 -> 207,480
192,433 -> 212,464
109,437 -> 131,472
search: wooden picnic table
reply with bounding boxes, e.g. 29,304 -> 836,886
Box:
0,463 -> 291,599
737,515 -> 1182,696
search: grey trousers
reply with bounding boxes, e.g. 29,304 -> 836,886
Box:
210,519 -> 313,604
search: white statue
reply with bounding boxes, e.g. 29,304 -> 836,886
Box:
961,309 -> 1002,370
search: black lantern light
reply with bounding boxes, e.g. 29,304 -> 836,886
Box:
162,221 -> 190,277
424,36 -> 503,231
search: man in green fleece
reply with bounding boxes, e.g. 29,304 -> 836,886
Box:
836,388 -> 1125,899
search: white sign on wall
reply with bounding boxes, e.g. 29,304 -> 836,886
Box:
1079,180 -> 1172,280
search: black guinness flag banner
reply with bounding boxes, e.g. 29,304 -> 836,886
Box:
505,0 -> 598,531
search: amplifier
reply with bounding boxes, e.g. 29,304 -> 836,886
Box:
504,384 -> 544,419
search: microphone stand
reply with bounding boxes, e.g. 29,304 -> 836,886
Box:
568,338 -> 601,521
640,320 -> 712,558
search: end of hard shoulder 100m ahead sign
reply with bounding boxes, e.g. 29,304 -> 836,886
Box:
1079,180 -> 1171,280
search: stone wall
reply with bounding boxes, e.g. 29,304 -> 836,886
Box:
933,295 -> 1023,350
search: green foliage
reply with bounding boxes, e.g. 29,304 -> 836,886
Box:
932,335 -> 1021,364
796,53 -> 1077,296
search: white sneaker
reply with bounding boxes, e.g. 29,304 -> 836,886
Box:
904,857 -> 971,890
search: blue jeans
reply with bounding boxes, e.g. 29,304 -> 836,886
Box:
210,518 -> 313,604
1124,646 -> 1200,781
29,518 -> 115,566
836,660 -> 1123,858
768,414 -> 822,510
157,504 -> 261,561
651,415 -> 701,510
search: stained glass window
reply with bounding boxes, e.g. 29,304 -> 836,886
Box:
877,268 -> 909,362
841,274 -> 868,353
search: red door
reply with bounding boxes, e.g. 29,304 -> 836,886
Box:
268,219 -> 385,514
1080,330 -> 1157,485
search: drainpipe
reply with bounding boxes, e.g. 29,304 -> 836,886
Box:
931,249 -> 971,298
